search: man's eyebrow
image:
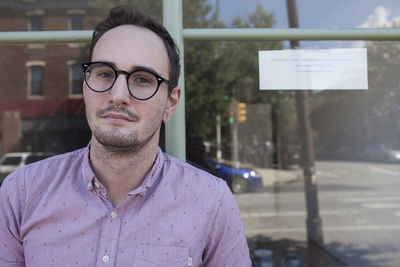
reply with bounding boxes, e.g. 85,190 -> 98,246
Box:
100,61 -> 162,76
131,66 -> 161,76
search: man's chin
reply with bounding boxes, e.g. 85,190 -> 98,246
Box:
94,130 -> 138,151
92,125 -> 159,154
100,143 -> 136,153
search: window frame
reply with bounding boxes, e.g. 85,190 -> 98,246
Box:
26,61 -> 45,99
67,60 -> 83,98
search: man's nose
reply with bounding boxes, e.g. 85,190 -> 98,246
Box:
108,73 -> 131,104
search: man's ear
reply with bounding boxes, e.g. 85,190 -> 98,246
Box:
163,87 -> 181,124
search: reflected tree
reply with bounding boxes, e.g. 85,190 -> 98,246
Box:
310,40 -> 400,154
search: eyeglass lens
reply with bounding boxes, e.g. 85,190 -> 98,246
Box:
84,62 -> 160,100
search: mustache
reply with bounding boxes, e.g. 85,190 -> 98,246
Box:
96,105 -> 139,121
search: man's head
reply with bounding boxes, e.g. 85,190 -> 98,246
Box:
89,6 -> 180,92
83,6 -> 181,153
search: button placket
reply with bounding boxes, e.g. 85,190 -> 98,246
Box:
97,208 -> 122,266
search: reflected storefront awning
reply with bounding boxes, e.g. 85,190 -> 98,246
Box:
0,98 -> 85,119
22,117 -> 88,132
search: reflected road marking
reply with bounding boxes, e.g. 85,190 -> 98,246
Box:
241,209 -> 359,218
246,224 -> 400,235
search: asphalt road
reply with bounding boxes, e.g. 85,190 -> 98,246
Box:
235,160 -> 400,266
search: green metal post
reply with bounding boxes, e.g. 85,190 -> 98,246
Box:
183,28 -> 400,41
163,0 -> 186,161
2,29 -> 400,45
0,30 -> 93,44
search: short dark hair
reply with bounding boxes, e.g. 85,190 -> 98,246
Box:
89,6 -> 180,91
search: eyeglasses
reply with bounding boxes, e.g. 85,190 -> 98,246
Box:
82,61 -> 174,101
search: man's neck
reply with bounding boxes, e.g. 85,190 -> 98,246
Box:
89,138 -> 159,206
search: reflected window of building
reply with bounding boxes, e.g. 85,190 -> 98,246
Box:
70,64 -> 83,96
29,15 -> 42,31
27,64 -> 44,97
69,15 -> 82,30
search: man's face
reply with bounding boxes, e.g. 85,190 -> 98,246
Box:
84,25 -> 180,152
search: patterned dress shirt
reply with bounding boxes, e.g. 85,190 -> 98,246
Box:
0,145 -> 251,266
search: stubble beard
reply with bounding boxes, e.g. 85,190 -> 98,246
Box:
87,102 -> 166,154
93,125 -> 160,154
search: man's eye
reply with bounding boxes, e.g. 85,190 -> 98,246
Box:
97,71 -> 113,78
136,76 -> 151,83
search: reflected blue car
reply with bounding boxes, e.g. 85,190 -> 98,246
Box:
207,158 -> 262,193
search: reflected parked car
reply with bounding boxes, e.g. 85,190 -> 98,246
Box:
0,152 -> 55,185
207,158 -> 262,193
363,144 -> 400,163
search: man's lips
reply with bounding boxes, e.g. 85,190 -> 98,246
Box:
96,106 -> 139,122
102,112 -> 134,122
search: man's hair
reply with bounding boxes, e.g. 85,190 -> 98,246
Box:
89,6 -> 180,91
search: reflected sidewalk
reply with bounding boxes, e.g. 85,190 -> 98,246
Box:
255,167 -> 302,186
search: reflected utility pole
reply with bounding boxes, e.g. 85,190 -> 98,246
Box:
216,114 -> 222,161
230,100 -> 240,168
286,0 -> 324,246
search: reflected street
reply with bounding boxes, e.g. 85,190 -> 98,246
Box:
236,160 -> 400,266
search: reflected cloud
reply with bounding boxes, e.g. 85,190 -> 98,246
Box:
359,5 -> 400,28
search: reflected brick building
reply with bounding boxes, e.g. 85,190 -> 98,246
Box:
0,0 -> 102,155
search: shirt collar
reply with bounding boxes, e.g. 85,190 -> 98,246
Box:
127,147 -> 164,196
81,143 -> 95,189
81,144 -> 165,196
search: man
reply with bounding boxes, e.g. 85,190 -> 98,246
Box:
0,6 -> 251,266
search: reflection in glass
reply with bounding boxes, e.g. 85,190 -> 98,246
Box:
30,66 -> 43,96
70,15 -> 83,30
72,64 -> 83,95
29,16 -> 42,31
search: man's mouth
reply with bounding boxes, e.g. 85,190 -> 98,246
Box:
96,106 -> 139,122
102,112 -> 134,122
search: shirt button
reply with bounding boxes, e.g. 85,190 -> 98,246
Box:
110,211 -> 117,218
102,255 -> 110,263
87,183 -> 93,190
94,182 -> 100,189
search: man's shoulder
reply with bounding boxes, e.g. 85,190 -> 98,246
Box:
26,147 -> 86,170
1,147 -> 87,188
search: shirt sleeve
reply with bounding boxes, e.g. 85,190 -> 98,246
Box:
201,182 -> 251,267
0,169 -> 26,267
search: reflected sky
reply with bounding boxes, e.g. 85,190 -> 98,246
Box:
207,0 -> 400,28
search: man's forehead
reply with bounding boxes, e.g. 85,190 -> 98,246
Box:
94,25 -> 165,52
92,25 -> 169,75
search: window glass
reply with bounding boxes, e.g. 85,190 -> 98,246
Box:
30,66 -> 43,96
71,64 -> 83,95
29,16 -> 42,31
70,15 -> 82,30
0,1 -> 400,266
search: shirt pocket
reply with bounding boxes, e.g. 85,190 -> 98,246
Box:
135,244 -> 191,266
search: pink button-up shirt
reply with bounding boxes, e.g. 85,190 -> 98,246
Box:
0,146 -> 251,266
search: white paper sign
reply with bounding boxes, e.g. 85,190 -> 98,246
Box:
259,48 -> 368,90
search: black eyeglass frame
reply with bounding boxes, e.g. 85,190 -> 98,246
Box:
81,61 -> 174,101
